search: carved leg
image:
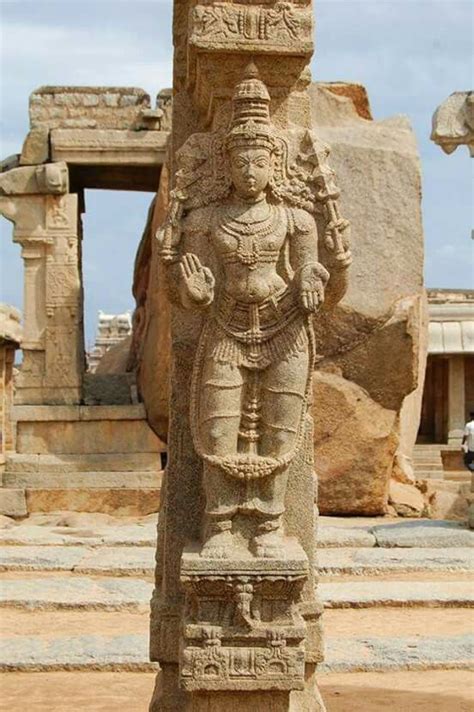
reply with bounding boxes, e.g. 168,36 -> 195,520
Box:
248,468 -> 289,558
259,348 -> 309,460
201,463 -> 239,558
251,514 -> 285,558
201,515 -> 234,559
200,357 -> 243,457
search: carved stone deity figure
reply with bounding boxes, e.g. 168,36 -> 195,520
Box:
158,67 -> 351,561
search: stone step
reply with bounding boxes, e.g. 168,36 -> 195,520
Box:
4,471 -> 163,489
444,471 -> 472,482
0,523 -> 158,547
317,547 -> 474,576
413,470 -> 444,480
0,488 -> 27,518
1,544 -> 472,576
1,518 -> 471,549
5,452 -> 163,474
14,405 -> 163,456
369,521 -> 474,548
1,576 -> 472,611
1,631 -> 471,673
0,576 -> 152,611
24,488 -> 161,517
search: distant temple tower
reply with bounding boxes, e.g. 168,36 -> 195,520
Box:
87,311 -> 132,373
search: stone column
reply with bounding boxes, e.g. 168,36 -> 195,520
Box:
448,355 -> 466,444
0,305 -> 22,469
149,2 -> 351,710
0,164 -> 84,404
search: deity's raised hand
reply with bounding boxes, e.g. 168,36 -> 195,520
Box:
298,262 -> 329,313
179,253 -> 215,308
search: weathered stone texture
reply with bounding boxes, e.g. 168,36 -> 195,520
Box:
310,85 -> 426,515
431,91 -> 474,156
29,86 -> 152,131
313,371 -> 396,515
134,82 -> 426,518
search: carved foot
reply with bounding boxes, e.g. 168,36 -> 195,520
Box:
200,528 -> 235,559
251,530 -> 286,559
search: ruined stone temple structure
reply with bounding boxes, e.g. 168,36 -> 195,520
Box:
87,310 -> 133,373
0,87 -> 169,517
431,91 -> 474,157
418,289 -> 474,447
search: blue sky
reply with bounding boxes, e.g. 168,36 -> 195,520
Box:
1,0 -> 473,346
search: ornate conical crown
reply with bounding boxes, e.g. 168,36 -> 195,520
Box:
225,64 -> 274,152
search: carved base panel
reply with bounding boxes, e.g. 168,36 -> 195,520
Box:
180,543 -> 309,692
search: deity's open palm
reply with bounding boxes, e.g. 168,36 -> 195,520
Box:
298,263 -> 329,313
179,253 -> 215,307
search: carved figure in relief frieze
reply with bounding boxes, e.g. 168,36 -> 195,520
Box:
158,66 -> 350,560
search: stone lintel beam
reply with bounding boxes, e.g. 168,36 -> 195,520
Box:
50,129 -> 169,166
0,163 -> 69,196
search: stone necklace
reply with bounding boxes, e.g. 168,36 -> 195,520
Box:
220,204 -> 275,269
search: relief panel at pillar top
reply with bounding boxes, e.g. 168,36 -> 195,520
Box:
190,2 -> 313,55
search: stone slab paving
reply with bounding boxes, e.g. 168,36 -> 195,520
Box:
76,547 -> 155,576
318,526 -> 376,548
371,521 -> 474,549
320,581 -> 474,608
0,634 -> 157,672
0,524 -> 157,547
320,634 -> 474,673
1,577 -> 472,611
0,576 -> 152,611
0,518 -> 472,549
0,546 -> 89,572
318,547 -> 474,576
1,545 -> 473,576
1,633 -> 472,673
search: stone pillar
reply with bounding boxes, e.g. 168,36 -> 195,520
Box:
448,355 -> 466,444
149,2 -> 351,709
0,305 -> 22,469
0,164 -> 84,404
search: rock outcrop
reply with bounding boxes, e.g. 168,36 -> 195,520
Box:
310,84 -> 427,515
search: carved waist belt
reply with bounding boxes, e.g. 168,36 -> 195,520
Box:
215,288 -> 299,345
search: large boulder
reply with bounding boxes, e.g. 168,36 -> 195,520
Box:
311,85 -> 427,515
313,371 -> 397,515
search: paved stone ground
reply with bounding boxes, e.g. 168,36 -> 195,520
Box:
1,576 -> 472,611
0,513 -> 473,708
1,631 -> 472,673
1,540 -> 472,577
0,671 -> 471,712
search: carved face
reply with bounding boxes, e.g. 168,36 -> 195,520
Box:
229,147 -> 272,199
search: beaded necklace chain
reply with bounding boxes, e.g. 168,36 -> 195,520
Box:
220,206 -> 275,269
